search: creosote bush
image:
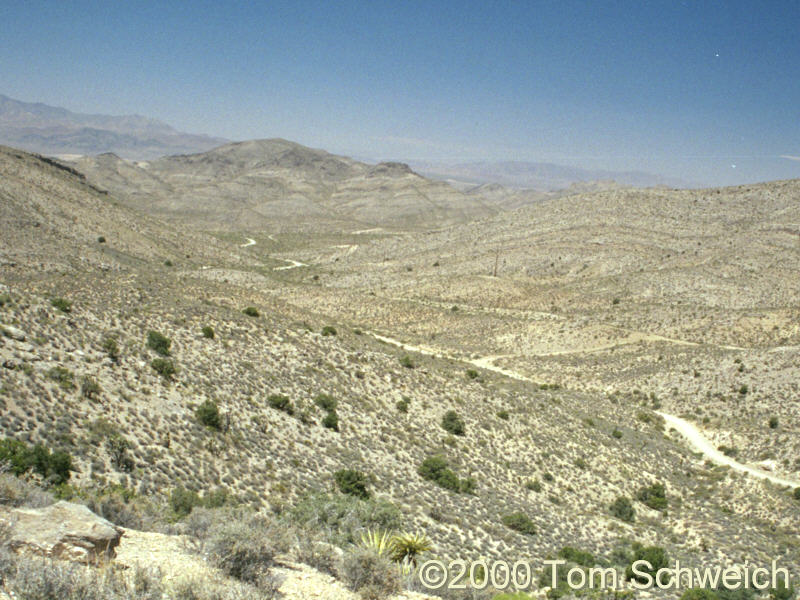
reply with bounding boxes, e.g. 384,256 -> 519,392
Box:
201,325 -> 215,339
267,394 -> 293,415
242,306 -> 260,317
151,358 -> 176,379
196,400 -> 221,430
146,330 -> 171,356
441,410 -> 466,436
636,482 -> 668,511
334,469 -> 370,499
501,512 -> 537,536
610,496 -> 636,522
418,455 -> 475,494
51,297 -> 72,313
322,410 -> 339,431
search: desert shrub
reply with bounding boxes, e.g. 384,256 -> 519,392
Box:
612,428 -> 623,439
80,375 -> 101,400
0,438 -> 72,485
769,416 -> 779,429
51,297 -> 72,313
466,369 -> 479,379
396,397 -> 410,413
636,482 -> 668,511
497,410 -> 509,420
205,514 -> 290,584
322,410 -> 339,431
201,325 -> 215,339
718,445 -> 738,457
558,546 -> 595,567
151,358 -> 176,378
0,294 -> 10,307
171,575 -> 282,600
321,325 -> 337,336
681,590 -> 720,600
625,544 -> 668,583
418,455 -> 475,494
441,410 -> 466,436
334,469 -> 370,499
0,472 -> 54,507
171,486 -> 203,518
267,394 -> 293,415
97,236 -> 105,243
399,355 -> 415,369
147,330 -> 171,355
769,580 -> 795,600
106,434 -> 134,471
525,480 -> 542,492
102,336 -> 120,362
242,306 -> 260,317
794,487 -> 800,501
196,400 -> 222,430
295,536 -> 342,576
314,393 -> 337,412
290,492 -> 402,545
47,366 -> 75,390
1,555 -> 163,600
610,496 -> 636,522
501,512 -> 536,536
738,385 -> 748,395
340,546 -> 401,599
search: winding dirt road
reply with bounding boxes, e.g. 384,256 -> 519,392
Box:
368,330 -> 800,489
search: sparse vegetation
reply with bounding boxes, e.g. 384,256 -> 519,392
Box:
314,393 -> 337,412
418,455 -> 475,494
242,306 -> 260,317
151,357 -> 176,378
321,325 -> 337,336
47,366 -> 75,390
0,437 -> 73,485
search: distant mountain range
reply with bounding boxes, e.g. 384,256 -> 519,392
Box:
0,94 -> 228,158
407,159 -> 691,190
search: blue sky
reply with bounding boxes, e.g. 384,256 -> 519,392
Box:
1,0 -> 798,185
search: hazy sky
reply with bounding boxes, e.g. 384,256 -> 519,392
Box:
2,1 -> 798,186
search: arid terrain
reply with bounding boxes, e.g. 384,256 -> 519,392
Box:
1,142 -> 798,599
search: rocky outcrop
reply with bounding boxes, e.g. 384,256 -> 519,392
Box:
0,501 -> 124,563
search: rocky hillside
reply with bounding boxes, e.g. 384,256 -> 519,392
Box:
67,139 -> 499,231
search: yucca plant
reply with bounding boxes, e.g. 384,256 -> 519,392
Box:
358,529 -> 394,557
389,531 -> 432,566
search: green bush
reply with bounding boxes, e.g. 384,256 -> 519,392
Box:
769,580 -> 795,600
196,400 -> 221,430
612,428 -> 623,439
334,469 -> 370,499
525,480 -> 542,492
146,330 -> 171,355
242,306 -> 260,317
769,416 -> 779,429
201,326 -> 215,339
418,455 -> 475,494
558,546 -> 595,567
267,394 -> 293,415
637,482 -> 668,511
322,410 -> 339,431
625,544 -> 668,583
80,376 -> 101,400
396,397 -> 410,413
102,336 -> 120,362
0,438 -> 73,485
321,326 -> 337,336
794,487 -> 800,501
151,358 -> 176,379
497,410 -> 510,420
47,366 -> 75,390
399,355 -> 415,369
441,410 -> 466,436
51,297 -> 72,313
466,369 -> 479,379
501,512 -> 536,536
610,496 -> 636,522
170,486 -> 202,518
314,393 -> 337,412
